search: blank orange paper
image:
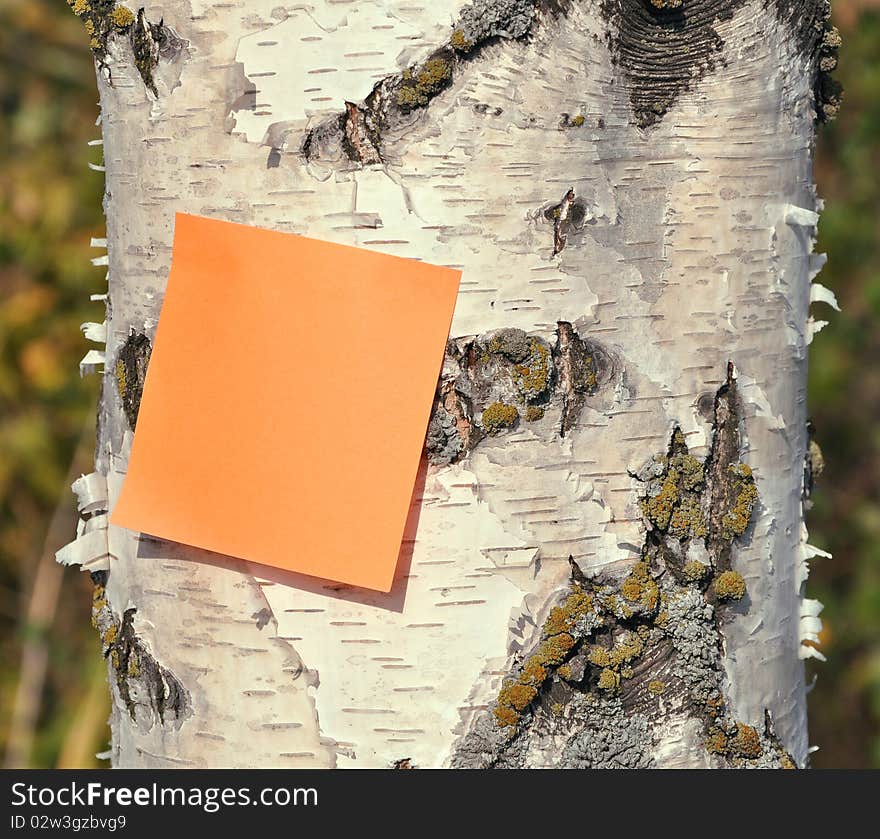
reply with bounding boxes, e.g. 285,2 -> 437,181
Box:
110,213 -> 461,592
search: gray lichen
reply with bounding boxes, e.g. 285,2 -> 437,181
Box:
560,695 -> 653,768
454,0 -> 537,46
426,407 -> 465,467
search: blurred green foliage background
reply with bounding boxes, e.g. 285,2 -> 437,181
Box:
0,0 -> 877,767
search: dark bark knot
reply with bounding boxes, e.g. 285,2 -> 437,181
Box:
426,322 -> 609,466
91,586 -> 191,729
66,2 -> 186,97
115,331 -> 151,431
602,0 -> 837,128
600,0 -> 737,128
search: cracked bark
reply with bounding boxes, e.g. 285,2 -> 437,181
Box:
68,0 -> 834,767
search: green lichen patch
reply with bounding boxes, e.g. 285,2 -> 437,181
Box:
450,29 -> 474,53
492,584 -> 599,728
814,11 -> 843,122
639,431 -> 707,541
481,401 -> 519,434
396,54 -> 454,110
682,559 -> 709,583
66,0 -> 134,53
619,561 -> 660,615
455,364 -> 790,768
713,570 -> 746,601
512,337 -> 552,402
720,463 -> 758,541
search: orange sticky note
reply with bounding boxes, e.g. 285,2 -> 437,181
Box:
111,213 -> 460,592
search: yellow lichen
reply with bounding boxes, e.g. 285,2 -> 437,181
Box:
705,727 -> 728,755
619,561 -> 659,612
714,570 -> 746,601
493,587 -> 594,728
669,498 -> 707,540
543,590 -> 592,636
481,401 -> 518,434
396,57 -> 452,108
706,693 -> 725,718
587,646 -> 611,667
722,464 -> 758,540
513,338 -> 551,400
525,405 -> 545,422
534,632 -> 576,666
520,660 -> 548,686
676,454 -> 704,490
641,449 -> 705,535
127,654 -> 140,677
682,560 -> 709,583
597,668 -> 619,691
647,680 -> 666,694
557,664 -> 573,680
493,704 -> 520,728
730,723 -> 762,759
71,0 -> 90,15
609,632 -> 643,667
641,473 -> 679,530
115,359 -> 127,398
450,29 -> 473,52
91,585 -> 107,629
571,114 -> 585,127
111,6 -> 135,27
550,701 -> 565,717
103,624 -> 118,645
650,0 -> 683,7
497,681 -> 538,713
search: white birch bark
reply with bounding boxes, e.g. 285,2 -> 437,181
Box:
59,0 -> 839,768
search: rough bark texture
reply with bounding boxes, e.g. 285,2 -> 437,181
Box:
60,0 -> 837,767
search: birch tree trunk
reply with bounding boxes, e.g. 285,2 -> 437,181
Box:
59,0 -> 840,768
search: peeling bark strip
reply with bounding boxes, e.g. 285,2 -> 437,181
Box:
302,0 -> 571,165
90,572 -> 190,729
66,2 -> 185,96
453,365 -> 795,769
115,331 -> 151,430
427,322 -> 604,465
